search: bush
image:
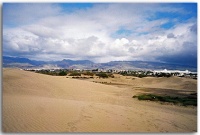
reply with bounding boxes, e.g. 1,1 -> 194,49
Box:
58,71 -> 67,76
37,70 -> 50,75
82,72 -> 94,76
137,94 -> 156,100
96,72 -> 108,78
69,72 -> 81,76
138,74 -> 147,78
133,94 -> 197,106
154,73 -> 172,77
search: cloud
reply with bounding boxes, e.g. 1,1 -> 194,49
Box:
3,3 -> 61,26
190,23 -> 197,34
167,33 -> 175,38
3,3 -> 197,66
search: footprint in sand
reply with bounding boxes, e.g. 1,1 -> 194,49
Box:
70,126 -> 77,132
67,122 -> 77,132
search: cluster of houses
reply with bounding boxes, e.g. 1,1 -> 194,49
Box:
153,69 -> 197,78
95,68 -> 197,78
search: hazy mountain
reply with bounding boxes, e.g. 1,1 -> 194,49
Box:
3,56 -> 197,71
3,56 -> 46,68
100,61 -> 197,71
3,56 -> 94,69
53,59 -> 94,68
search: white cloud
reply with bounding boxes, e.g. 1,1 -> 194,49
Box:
3,3 -> 197,64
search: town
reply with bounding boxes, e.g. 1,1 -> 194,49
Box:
24,68 -> 197,79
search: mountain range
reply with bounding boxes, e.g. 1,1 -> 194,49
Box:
3,56 -> 197,71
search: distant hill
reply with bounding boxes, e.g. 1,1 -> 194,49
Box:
99,61 -> 197,71
3,56 -> 46,68
53,59 -> 94,69
3,56 -> 95,69
2,56 -> 197,71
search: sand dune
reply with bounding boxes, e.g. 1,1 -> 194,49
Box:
130,76 -> 197,90
92,74 -> 197,90
2,68 -> 197,132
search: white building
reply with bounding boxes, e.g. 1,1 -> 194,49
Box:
153,69 -> 191,76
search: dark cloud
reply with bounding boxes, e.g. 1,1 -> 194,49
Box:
158,54 -> 197,68
158,41 -> 197,67
167,33 -> 175,38
190,23 -> 197,34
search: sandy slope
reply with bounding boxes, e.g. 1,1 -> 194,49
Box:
2,68 -> 197,132
91,74 -> 197,90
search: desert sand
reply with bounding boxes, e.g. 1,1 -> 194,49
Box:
2,68 -> 197,132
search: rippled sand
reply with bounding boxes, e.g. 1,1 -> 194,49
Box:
2,68 -> 197,132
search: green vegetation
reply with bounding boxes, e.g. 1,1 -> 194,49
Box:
68,72 -> 81,76
35,69 -> 69,76
133,94 -> 197,106
154,73 -> 172,77
138,74 -> 147,78
58,71 -> 67,76
96,72 -> 108,78
82,71 -> 94,76
119,71 -> 147,78
33,69 -> 114,78
36,70 -> 49,75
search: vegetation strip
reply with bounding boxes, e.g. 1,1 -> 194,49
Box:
132,94 -> 197,106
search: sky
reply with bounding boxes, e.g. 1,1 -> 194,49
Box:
3,3 -> 197,65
